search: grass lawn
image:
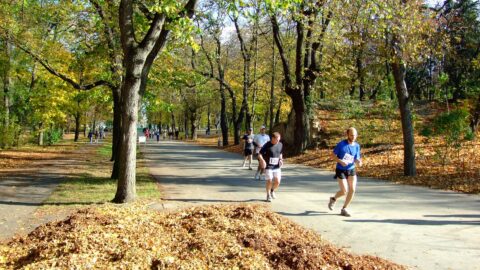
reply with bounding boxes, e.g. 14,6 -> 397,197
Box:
44,142 -> 161,206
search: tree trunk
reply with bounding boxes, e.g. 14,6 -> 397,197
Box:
74,111 -> 81,142
470,93 -> 480,133
220,82 -> 228,146
275,94 -> 282,126
391,60 -> 416,176
38,123 -> 44,146
2,40 -> 11,127
171,111 -> 176,136
111,89 -> 122,179
113,75 -> 140,203
190,109 -> 198,140
207,104 -> 211,132
269,40 -> 276,135
357,52 -> 365,101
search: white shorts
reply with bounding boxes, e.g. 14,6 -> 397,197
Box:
265,168 -> 281,182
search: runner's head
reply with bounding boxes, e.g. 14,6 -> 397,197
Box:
260,125 -> 266,134
271,132 -> 281,144
248,127 -> 253,134
346,127 -> 358,143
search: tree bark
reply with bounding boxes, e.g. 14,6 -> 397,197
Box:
220,80 -> 228,146
111,87 -> 122,178
74,111 -> 81,142
269,40 -> 276,134
190,109 -> 198,140
470,93 -> 480,133
2,40 -> 11,127
391,60 -> 416,176
113,73 -> 140,203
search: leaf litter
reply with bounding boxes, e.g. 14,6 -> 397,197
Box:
0,203 -> 404,269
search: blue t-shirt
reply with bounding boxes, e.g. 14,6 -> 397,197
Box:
333,140 -> 361,170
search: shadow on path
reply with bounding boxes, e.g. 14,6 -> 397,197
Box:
161,198 -> 265,203
345,219 -> 480,226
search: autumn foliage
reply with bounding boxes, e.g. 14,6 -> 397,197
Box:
0,204 -> 404,269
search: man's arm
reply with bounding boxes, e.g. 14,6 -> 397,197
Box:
258,153 -> 266,169
331,152 -> 347,167
354,145 -> 362,167
279,153 -> 284,167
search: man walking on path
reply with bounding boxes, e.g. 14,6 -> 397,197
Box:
253,125 -> 270,180
242,128 -> 255,170
328,127 -> 362,217
258,132 -> 283,202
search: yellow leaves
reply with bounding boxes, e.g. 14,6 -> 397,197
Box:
0,204 -> 404,269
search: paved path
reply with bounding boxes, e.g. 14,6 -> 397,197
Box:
0,144 -> 98,241
144,141 -> 480,270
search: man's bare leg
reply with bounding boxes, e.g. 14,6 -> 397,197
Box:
343,176 -> 357,208
334,178 -> 348,199
265,180 -> 273,201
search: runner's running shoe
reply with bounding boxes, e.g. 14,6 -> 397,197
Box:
340,208 -> 351,217
328,197 -> 336,210
266,194 -> 272,202
270,190 -> 276,199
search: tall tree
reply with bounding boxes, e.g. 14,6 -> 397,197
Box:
114,0 -> 197,202
268,0 -> 333,154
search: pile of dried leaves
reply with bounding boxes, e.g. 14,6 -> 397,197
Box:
0,204 -> 403,269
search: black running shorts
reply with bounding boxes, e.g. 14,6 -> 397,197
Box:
334,168 -> 356,179
244,149 -> 253,156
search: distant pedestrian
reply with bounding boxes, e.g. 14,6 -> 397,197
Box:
242,128 -> 255,170
328,127 -> 362,217
94,130 -> 99,143
145,128 -> 150,140
156,130 -> 160,142
88,130 -> 93,144
253,125 -> 270,180
258,132 -> 283,202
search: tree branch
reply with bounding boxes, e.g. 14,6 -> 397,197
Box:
270,13 -> 293,89
14,39 -> 113,90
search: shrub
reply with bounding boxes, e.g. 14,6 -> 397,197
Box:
44,128 -> 63,145
421,108 -> 473,165
0,125 -> 20,148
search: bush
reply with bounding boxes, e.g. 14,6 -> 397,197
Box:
44,128 -> 63,145
421,108 -> 473,165
0,125 -> 20,148
341,99 -> 366,119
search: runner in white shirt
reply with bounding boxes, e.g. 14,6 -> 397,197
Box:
253,125 -> 270,180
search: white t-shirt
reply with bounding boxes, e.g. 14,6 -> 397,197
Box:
254,133 -> 270,153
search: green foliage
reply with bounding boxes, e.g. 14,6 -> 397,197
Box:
422,108 -> 473,165
44,128 -> 63,146
341,99 -> 366,119
430,109 -> 472,145
0,124 -> 21,148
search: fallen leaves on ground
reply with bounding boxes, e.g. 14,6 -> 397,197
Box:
0,204 -> 404,269
0,144 -> 77,169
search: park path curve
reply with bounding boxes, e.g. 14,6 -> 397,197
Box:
0,144 -> 100,241
144,140 -> 480,270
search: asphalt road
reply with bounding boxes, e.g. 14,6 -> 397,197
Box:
144,140 -> 480,270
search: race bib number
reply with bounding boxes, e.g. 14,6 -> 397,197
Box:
342,153 -> 354,164
269,157 -> 279,165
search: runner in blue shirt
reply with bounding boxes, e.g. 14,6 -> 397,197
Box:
328,127 -> 362,217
